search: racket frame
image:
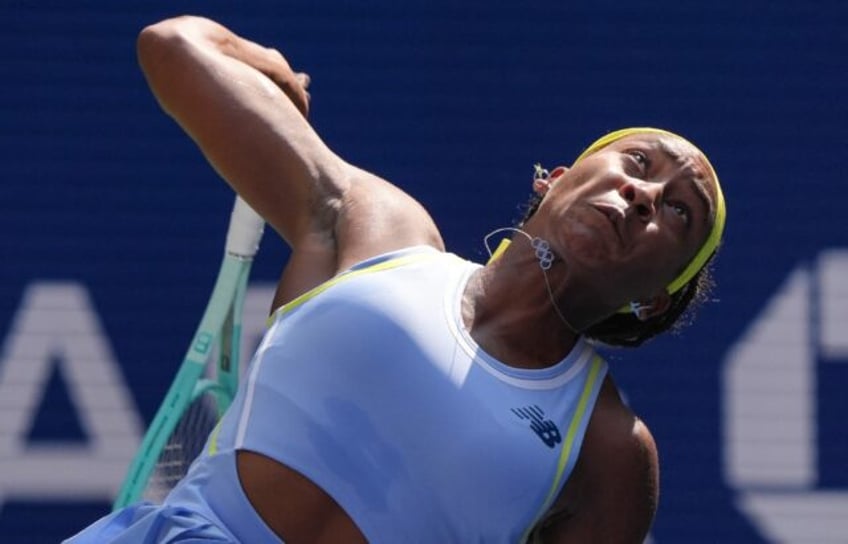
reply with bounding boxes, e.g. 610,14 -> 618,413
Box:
112,197 -> 263,509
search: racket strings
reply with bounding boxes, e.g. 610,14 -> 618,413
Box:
141,392 -> 220,503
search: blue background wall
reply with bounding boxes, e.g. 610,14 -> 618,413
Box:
1,1 -> 846,542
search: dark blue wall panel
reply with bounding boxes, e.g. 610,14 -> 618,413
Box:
1,2 -> 846,542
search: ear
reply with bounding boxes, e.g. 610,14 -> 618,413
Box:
533,166 -> 569,196
549,166 -> 568,180
632,291 -> 671,322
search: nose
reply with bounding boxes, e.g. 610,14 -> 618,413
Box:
620,179 -> 660,221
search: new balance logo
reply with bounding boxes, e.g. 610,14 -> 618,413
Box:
511,405 -> 561,448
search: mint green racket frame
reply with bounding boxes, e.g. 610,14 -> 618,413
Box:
113,197 -> 264,509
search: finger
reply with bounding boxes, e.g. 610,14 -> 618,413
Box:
296,72 -> 311,89
295,87 -> 311,117
267,47 -> 285,60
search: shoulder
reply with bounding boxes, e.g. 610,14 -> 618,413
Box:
270,166 -> 445,310
585,376 -> 659,485
333,166 -> 444,271
534,375 -> 659,543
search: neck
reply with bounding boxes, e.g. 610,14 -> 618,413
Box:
462,236 -> 585,369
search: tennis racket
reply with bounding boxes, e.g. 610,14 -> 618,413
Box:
113,196 -> 265,509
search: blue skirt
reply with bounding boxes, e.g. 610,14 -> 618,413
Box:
63,450 -> 283,543
62,502 -> 235,543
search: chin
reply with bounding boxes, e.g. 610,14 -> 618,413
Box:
557,225 -> 618,271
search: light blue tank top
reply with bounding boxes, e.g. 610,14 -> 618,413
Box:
172,246 -> 608,543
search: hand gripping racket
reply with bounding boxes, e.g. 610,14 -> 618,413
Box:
113,196 -> 264,509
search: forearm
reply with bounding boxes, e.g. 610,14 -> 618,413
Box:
138,16 -> 309,116
135,15 -> 442,277
136,16 -> 343,243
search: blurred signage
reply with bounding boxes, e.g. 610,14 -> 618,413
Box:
723,249 -> 848,542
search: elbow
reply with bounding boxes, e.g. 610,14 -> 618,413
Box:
137,16 -> 209,78
137,17 -> 186,73
137,22 -> 173,80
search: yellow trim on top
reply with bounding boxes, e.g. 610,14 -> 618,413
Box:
207,420 -> 223,456
489,238 -> 512,262
266,252 -> 439,327
521,355 -> 604,543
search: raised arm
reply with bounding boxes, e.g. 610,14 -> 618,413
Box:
136,16 -> 443,287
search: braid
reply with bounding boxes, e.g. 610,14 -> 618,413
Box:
583,261 -> 715,347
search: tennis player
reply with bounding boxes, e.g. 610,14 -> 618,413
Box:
66,15 -> 725,544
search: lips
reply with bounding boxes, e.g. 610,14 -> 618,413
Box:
590,203 -> 626,245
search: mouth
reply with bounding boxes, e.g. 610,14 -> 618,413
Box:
590,203 -> 626,245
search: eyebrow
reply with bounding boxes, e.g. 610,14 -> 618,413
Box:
656,140 -> 714,225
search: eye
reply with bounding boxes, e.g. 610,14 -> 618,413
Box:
625,149 -> 651,175
666,200 -> 690,224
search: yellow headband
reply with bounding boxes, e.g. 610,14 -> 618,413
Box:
487,127 -> 726,315
574,127 -> 726,295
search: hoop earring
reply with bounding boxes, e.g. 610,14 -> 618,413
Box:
532,163 -> 551,194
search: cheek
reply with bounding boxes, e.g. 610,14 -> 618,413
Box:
633,235 -> 691,286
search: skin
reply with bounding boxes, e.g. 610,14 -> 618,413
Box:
136,16 -> 718,543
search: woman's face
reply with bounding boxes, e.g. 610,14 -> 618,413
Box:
530,133 -> 718,307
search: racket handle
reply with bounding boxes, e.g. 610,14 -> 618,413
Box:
225,196 -> 265,258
